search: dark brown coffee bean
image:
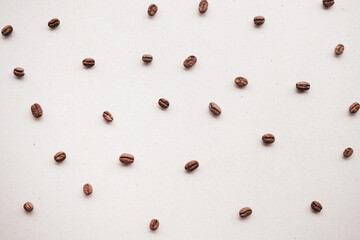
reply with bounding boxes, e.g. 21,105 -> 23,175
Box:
48,18 -> 60,28
148,4 -> 158,16
239,207 -> 252,217
311,201 -> 322,212
262,134 -> 275,144
83,183 -> 93,195
209,102 -> 221,116
24,202 -> 34,212
349,102 -> 360,113
82,58 -> 95,67
254,16 -> 265,25
103,111 -> 113,122
142,54 -> 153,63
119,153 -> 134,164
183,55 -> 197,68
234,77 -> 248,87
296,82 -> 310,91
158,98 -> 169,109
335,44 -> 344,55
149,219 -> 159,230
343,148 -> 353,157
323,0 -> 334,7
198,0 -> 208,13
13,67 -> 25,77
2,25 -> 13,36
31,103 -> 43,118
54,151 -> 66,162
185,160 -> 199,172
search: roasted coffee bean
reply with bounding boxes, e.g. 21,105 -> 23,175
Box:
296,82 -> 310,91
119,153 -> 134,164
142,54 -> 153,63
148,4 -> 158,16
198,0 -> 208,13
48,18 -> 60,28
239,207 -> 252,217
349,102 -> 360,113
183,55 -> 197,68
13,67 -> 25,77
209,102 -> 221,116
31,103 -> 43,118
149,219 -> 159,230
54,151 -> 66,162
335,44 -> 344,55
254,16 -> 265,25
82,58 -> 95,67
343,148 -> 353,157
311,201 -> 322,212
185,160 -> 199,172
103,111 -> 113,122
234,77 -> 248,87
262,134 -> 275,144
23,202 -> 34,212
2,25 -> 13,36
83,183 -> 93,195
158,98 -> 169,109
323,0 -> 334,7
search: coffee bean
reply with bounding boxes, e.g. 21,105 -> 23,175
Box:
13,67 -> 25,77
323,0 -> 335,7
234,77 -> 248,87
343,147 -> 353,157
48,18 -> 60,28
254,16 -> 265,25
296,82 -> 310,91
149,219 -> 159,230
83,183 -> 93,195
23,202 -> 34,212
148,4 -> 158,16
239,207 -> 252,217
158,98 -> 169,109
142,54 -> 153,63
31,103 -> 43,118
103,111 -> 113,122
262,134 -> 275,144
209,102 -> 221,116
183,55 -> 197,68
82,58 -> 95,67
349,102 -> 360,113
54,151 -> 66,162
198,0 -> 208,13
185,160 -> 199,172
335,44 -> 344,55
119,153 -> 134,164
311,201 -> 322,212
2,25 -> 13,36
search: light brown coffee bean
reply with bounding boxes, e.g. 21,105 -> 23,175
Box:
262,134 -> 275,144
142,54 -> 153,63
198,0 -> 208,13
148,4 -> 158,16
185,160 -> 199,172
335,44 -> 344,55
54,151 -> 66,162
234,77 -> 248,87
209,102 -> 221,116
158,98 -> 169,109
13,67 -> 25,77
149,219 -> 159,230
31,103 -> 43,118
24,202 -> 34,212
349,102 -> 360,113
82,58 -> 95,67
343,148 -> 353,157
48,18 -> 60,28
83,183 -> 93,195
311,201 -> 322,212
296,82 -> 310,91
323,0 -> 334,7
183,55 -> 197,68
119,153 -> 134,164
2,25 -> 13,36
103,111 -> 113,122
254,16 -> 265,25
239,207 -> 252,217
